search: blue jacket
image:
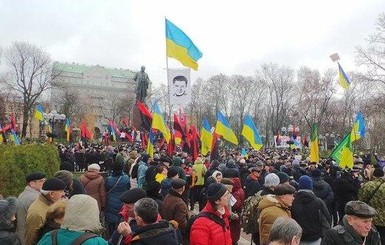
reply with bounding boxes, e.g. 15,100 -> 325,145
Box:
105,173 -> 130,223
137,161 -> 148,188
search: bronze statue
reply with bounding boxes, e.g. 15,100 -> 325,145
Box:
134,66 -> 150,102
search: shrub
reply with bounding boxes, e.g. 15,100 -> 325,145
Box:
0,144 -> 60,197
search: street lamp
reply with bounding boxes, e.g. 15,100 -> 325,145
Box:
43,109 -> 66,142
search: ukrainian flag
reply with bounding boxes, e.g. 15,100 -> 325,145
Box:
34,104 -> 44,121
146,130 -> 155,158
166,19 -> 203,70
151,101 -> 171,143
331,133 -> 354,169
338,62 -> 351,90
350,112 -> 365,142
241,116 -> 263,150
10,129 -> 20,145
309,124 -> 320,163
215,112 -> 238,145
200,118 -> 213,156
65,118 -> 71,142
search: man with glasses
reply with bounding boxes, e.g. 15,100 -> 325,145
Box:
16,172 -> 46,245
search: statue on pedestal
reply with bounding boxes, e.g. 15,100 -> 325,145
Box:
134,66 -> 150,102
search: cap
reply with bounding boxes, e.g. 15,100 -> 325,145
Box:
345,201 -> 377,218
264,173 -> 280,187
26,172 -> 46,183
206,183 -> 228,202
88,163 -> 101,171
172,179 -> 186,189
42,178 -> 66,191
119,188 -> 147,204
274,184 -> 296,196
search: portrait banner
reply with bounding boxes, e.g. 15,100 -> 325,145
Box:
168,68 -> 191,109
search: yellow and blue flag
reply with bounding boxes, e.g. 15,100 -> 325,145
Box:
34,104 -> 44,121
152,101 -> 171,143
215,111 -> 238,145
241,116 -> 263,150
65,118 -> 71,142
309,124 -> 320,163
146,130 -> 155,158
0,124 -> 3,144
331,132 -> 354,169
200,118 -> 213,156
165,19 -> 203,70
350,112 -> 365,142
338,62 -> 351,90
10,129 -> 20,145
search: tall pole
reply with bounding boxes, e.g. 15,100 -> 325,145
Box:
165,17 -> 172,128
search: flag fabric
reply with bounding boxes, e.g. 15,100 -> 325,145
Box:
10,113 -> 17,132
34,104 -> 44,121
151,101 -> 171,143
137,101 -> 153,131
108,120 -> 121,141
165,19 -> 203,70
173,114 -> 186,140
241,116 -> 263,150
0,124 -> 4,144
350,112 -> 365,142
338,62 -> 351,90
241,148 -> 248,158
290,135 -> 301,149
309,124 -> 320,163
200,118 -> 213,156
10,129 -> 20,145
80,121 -> 93,139
331,133 -> 354,169
215,112 -> 238,145
65,118 -> 71,142
189,126 -> 199,161
146,130 -> 155,158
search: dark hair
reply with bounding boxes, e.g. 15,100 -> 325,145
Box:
134,198 -> 158,224
172,75 -> 188,86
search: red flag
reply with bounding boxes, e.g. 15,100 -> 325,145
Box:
122,118 -> 130,127
210,133 -> 220,161
141,131 -> 148,150
10,113 -> 17,131
109,120 -> 121,136
137,101 -> 153,130
173,114 -> 186,140
190,126 -> 199,161
80,121 -> 93,139
167,133 -> 175,156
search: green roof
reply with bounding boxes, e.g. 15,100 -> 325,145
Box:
53,61 -> 136,79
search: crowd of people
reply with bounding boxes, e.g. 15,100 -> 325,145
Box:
0,142 -> 384,245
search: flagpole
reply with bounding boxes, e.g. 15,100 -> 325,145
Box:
165,17 -> 172,131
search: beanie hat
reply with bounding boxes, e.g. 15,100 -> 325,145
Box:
311,169 -> 322,178
54,170 -> 73,187
292,159 -> 300,167
0,196 -> 17,227
167,167 -> 179,178
119,188 -> 147,204
172,179 -> 186,189
276,172 -> 290,184
26,172 -> 46,183
274,184 -> 296,196
264,173 -> 280,187
206,183 -> 228,202
42,178 -> 66,191
373,168 -> 384,178
299,175 -> 313,190
88,163 -> 101,171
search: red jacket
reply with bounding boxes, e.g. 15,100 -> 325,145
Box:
190,202 -> 232,245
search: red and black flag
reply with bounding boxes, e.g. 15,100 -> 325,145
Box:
137,101 -> 153,131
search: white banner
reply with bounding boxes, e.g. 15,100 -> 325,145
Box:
168,68 -> 191,109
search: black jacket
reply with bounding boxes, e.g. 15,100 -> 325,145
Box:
291,190 -> 331,242
131,220 -> 181,245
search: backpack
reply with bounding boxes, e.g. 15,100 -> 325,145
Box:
240,190 -> 263,234
185,211 -> 226,241
50,229 -> 98,245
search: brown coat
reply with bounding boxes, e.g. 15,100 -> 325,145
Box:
258,194 -> 291,245
161,189 -> 188,232
79,171 -> 106,210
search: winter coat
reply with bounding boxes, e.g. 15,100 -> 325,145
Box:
0,223 -> 21,245
312,177 -> 334,211
244,174 -> 262,197
291,190 -> 331,242
16,185 -> 40,245
131,220 -> 181,245
105,173 -> 130,224
80,171 -> 106,210
230,177 -> 245,243
358,178 -> 385,226
137,161 -> 148,188
160,178 -> 173,198
190,202 -> 232,245
37,229 -> 107,245
162,189 -> 189,233
258,194 -> 291,245
70,179 -> 87,197
321,216 -> 381,245
25,194 -> 54,245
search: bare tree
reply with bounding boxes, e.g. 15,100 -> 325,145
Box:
3,42 -> 56,137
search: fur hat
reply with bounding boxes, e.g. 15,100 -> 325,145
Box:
206,183 -> 228,202
0,197 -> 17,227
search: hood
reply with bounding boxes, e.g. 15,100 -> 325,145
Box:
258,194 -> 286,211
294,190 -> 316,204
84,171 -> 101,180
231,177 -> 242,191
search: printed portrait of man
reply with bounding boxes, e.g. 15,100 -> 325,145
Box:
172,75 -> 188,97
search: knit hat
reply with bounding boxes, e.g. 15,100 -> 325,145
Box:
0,196 -> 17,227
26,172 -> 46,183
119,188 -> 147,204
373,168 -> 384,178
299,175 -> 313,190
167,167 -> 179,178
276,172 -> 290,184
42,178 -> 66,191
311,169 -> 322,178
88,163 -> 101,171
264,173 -> 280,187
54,170 -> 73,187
172,179 -> 186,189
206,183 -> 228,202
274,184 -> 296,196
292,159 -> 300,167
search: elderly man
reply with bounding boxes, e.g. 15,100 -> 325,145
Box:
269,217 -> 302,245
321,201 -> 381,245
16,172 -> 46,245
25,178 -> 66,245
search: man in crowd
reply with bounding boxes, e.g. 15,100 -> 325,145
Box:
16,172 -> 46,245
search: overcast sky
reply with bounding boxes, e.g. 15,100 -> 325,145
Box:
1,0 -> 383,87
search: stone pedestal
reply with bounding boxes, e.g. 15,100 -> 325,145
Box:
132,104 -> 142,130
